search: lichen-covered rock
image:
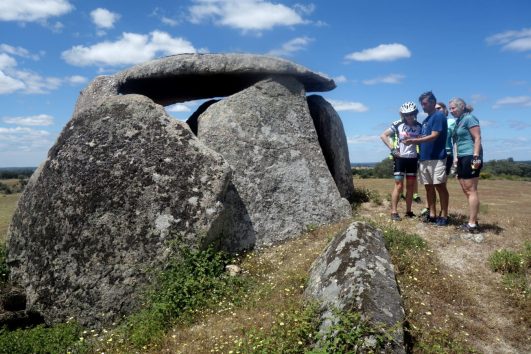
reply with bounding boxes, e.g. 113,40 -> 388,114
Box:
6,94 -> 243,327
74,53 -> 336,112
307,95 -> 355,203
305,221 -> 405,353
196,77 -> 351,247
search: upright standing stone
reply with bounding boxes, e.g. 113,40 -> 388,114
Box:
7,94 -> 242,327
197,77 -> 351,247
307,95 -> 355,203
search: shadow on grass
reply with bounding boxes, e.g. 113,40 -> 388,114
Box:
449,213 -> 504,234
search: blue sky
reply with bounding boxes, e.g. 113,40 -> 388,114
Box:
1,0 -> 530,167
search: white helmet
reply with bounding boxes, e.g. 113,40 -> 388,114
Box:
400,101 -> 418,114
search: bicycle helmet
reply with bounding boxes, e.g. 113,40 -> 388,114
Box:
400,101 -> 418,114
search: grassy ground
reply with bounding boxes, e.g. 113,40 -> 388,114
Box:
0,178 -> 530,353
354,177 -> 531,353
0,193 -> 20,243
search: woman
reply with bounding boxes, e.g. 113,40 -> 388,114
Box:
449,98 -> 483,233
435,102 -> 456,176
380,101 -> 423,221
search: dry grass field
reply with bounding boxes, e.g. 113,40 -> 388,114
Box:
0,178 -> 529,353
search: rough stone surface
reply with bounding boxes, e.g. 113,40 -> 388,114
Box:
6,94 -> 247,327
307,95 -> 355,203
305,221 -> 405,353
75,53 -> 336,110
196,77 -> 351,247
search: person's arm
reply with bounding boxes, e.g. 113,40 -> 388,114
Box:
380,129 -> 394,150
469,126 -> 481,157
404,131 -> 440,144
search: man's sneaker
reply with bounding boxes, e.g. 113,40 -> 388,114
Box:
436,217 -> 449,226
405,211 -> 416,218
391,213 -> 401,221
420,208 -> 430,217
459,223 -> 479,234
400,194 -> 406,200
413,194 -> 422,203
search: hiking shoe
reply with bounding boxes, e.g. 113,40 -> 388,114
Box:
391,213 -> 401,221
420,208 -> 430,217
436,217 -> 449,226
413,194 -> 422,203
459,223 -> 479,234
405,211 -> 416,218
422,215 -> 437,223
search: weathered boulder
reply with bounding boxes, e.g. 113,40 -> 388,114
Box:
196,77 -> 352,247
74,53 -> 336,113
6,94 -> 246,327
307,95 -> 355,203
305,221 -> 405,353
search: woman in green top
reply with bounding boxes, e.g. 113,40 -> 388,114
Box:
449,98 -> 483,233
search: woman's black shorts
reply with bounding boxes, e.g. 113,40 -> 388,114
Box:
456,155 -> 482,179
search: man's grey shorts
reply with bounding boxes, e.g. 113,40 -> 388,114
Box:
419,159 -> 447,185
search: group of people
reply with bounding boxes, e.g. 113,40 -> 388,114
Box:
380,91 -> 483,233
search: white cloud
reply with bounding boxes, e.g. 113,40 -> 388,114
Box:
189,0 -> 306,31
509,120 -> 531,130
62,31 -> 197,67
0,127 -> 52,152
91,8 -> 120,29
333,75 -> 347,84
12,70 -> 62,94
327,99 -> 368,112
0,44 -> 40,60
345,43 -> 411,62
0,53 -> 17,70
347,135 -> 379,145
0,0 -> 73,22
267,36 -> 313,57
0,70 -> 25,94
166,103 -> 192,112
362,73 -> 405,85
293,3 -> 315,15
162,17 -> 179,26
3,114 -> 54,126
493,96 -> 531,109
486,28 -> 531,52
65,75 -> 87,85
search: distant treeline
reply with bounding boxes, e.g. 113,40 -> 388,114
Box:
0,167 -> 36,179
352,158 -> 531,180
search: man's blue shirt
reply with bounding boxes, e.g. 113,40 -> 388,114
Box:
419,110 -> 447,161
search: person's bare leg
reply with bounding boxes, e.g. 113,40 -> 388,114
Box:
405,177 -> 415,213
391,179 -> 404,214
435,183 -> 449,218
425,184 -> 437,218
461,178 -> 480,224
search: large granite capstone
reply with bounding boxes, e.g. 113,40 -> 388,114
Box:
6,94 -> 241,326
74,53 -> 336,114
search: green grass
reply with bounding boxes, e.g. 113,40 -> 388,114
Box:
104,247 -> 250,350
489,249 -> 523,274
0,323 -> 89,354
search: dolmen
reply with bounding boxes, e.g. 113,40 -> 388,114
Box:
7,53 -> 354,327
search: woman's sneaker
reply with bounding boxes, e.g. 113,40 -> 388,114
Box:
436,217 -> 449,226
405,211 -> 416,218
391,213 -> 401,221
459,223 -> 479,234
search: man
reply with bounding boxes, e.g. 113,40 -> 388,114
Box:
380,101 -> 423,221
404,91 -> 449,226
